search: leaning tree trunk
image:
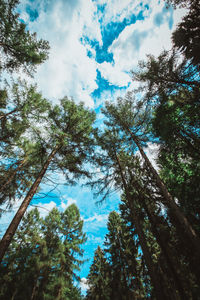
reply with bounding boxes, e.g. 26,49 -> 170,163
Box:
127,128 -> 200,256
115,153 -> 167,300
141,195 -> 189,300
129,174 -> 189,299
0,146 -> 59,263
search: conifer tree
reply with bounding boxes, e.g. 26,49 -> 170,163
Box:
172,0 -> 200,67
0,0 -> 49,75
90,129 -> 167,299
0,205 -> 85,300
86,246 -> 111,300
102,98 -> 200,258
0,98 -> 95,262
104,211 -> 146,299
0,81 -> 51,210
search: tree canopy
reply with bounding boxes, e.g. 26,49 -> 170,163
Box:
0,0 -> 49,75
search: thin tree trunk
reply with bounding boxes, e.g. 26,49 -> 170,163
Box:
0,159 -> 27,193
30,278 -> 38,300
142,197 -> 188,300
127,129 -> 200,255
130,204 -> 166,300
128,173 -> 189,299
0,108 -> 18,120
0,146 -> 59,263
115,153 -> 167,300
11,289 -> 17,300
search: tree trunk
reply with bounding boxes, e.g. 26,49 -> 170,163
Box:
115,154 -> 167,300
128,173 -> 189,299
30,278 -> 38,300
0,108 -> 18,121
130,203 -> 166,300
142,197 -> 188,300
0,146 -> 59,263
127,129 -> 200,256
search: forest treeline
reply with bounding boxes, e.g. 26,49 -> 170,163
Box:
0,0 -> 200,299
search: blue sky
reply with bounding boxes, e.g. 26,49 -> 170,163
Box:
0,0 -> 186,294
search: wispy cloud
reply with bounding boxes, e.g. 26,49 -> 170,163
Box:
84,212 -> 108,223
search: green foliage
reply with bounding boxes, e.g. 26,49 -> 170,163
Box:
104,211 -> 146,299
132,50 -> 200,104
0,81 -> 51,209
0,0 -> 49,75
152,96 -> 200,220
172,0 -> 200,66
0,205 -> 85,300
86,246 -> 111,300
0,91 -> 96,208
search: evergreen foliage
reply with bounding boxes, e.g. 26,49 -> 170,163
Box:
0,0 -> 49,75
0,96 -> 96,262
1,0 -> 200,298
0,205 -> 85,300
87,2 -> 200,294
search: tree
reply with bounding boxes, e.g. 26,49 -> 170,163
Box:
132,51 -> 200,104
165,0 -> 194,8
86,246 -> 111,300
90,129 -> 168,299
102,98 -> 200,259
91,101 -> 199,297
151,96 -> 200,219
0,205 -> 86,300
172,0 -> 200,66
0,0 -> 49,75
104,211 -> 146,299
0,98 -> 96,262
0,81 -> 51,210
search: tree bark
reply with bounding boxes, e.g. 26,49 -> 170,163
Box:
128,173 -> 189,299
142,197 -> 188,300
115,154 -> 167,300
0,146 -> 59,263
127,129 -> 200,256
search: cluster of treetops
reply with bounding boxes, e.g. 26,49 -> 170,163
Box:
0,0 -> 199,298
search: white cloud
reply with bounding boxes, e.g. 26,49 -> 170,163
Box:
87,234 -> 104,244
98,61 -> 130,87
135,142 -> 160,171
80,278 -> 89,292
30,201 -> 57,218
144,142 -> 160,170
60,197 -> 77,210
0,197 -> 25,237
103,2 -> 186,88
16,0 -> 187,110
22,0 -> 101,107
84,213 -> 108,223
95,0 -> 150,24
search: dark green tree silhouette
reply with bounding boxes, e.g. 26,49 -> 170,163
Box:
86,246 -> 111,300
